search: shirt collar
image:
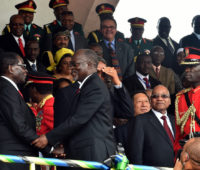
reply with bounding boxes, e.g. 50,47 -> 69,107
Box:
152,108 -> 168,117
1,76 -> 19,91
78,73 -> 93,89
152,64 -> 161,72
27,59 -> 37,66
136,71 -> 149,80
24,24 -> 31,31
193,32 -> 200,40
57,20 -> 62,26
104,39 -> 115,50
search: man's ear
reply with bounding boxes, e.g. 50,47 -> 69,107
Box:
182,152 -> 190,163
8,65 -> 14,74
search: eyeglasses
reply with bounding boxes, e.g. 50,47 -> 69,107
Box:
151,94 -> 170,99
101,26 -> 116,30
16,63 -> 26,69
153,51 -> 165,55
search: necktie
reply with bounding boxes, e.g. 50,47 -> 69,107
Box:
108,42 -> 122,80
68,39 -> 74,51
165,38 -> 174,54
25,26 -> 29,37
18,90 -> 23,98
156,67 -> 159,78
18,38 -> 25,57
143,77 -> 150,89
161,116 -> 174,144
31,64 -> 37,72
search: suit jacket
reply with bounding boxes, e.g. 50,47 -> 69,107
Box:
153,36 -> 180,71
0,33 -> 25,57
74,32 -> 88,51
24,58 -> 47,73
46,73 -> 116,162
0,77 -> 39,170
179,33 -> 200,49
100,40 -> 135,80
149,66 -> 175,95
127,110 -> 175,167
123,73 -> 161,96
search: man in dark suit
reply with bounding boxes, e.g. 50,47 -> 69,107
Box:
153,17 -> 180,72
2,0 -> 44,47
0,52 -> 51,170
87,3 -> 125,44
58,11 -> 88,52
100,17 -> 135,80
127,85 -> 175,167
32,49 -> 116,163
24,39 -> 46,73
179,15 -> 200,49
0,14 -> 26,58
123,53 -> 160,96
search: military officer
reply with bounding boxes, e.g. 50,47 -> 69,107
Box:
87,3 -> 125,44
126,17 -> 153,62
174,47 -> 200,156
44,0 -> 84,37
2,0 -> 44,45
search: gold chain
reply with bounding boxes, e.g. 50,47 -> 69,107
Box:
175,95 -> 196,134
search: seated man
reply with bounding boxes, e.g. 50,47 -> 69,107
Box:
123,53 -> 160,96
87,3 -> 125,44
127,85 -> 175,167
132,90 -> 151,117
100,16 -> 135,80
2,0 -> 44,48
149,45 -> 176,95
58,11 -> 88,51
24,39 -> 46,73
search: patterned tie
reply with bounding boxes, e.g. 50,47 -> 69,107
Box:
108,42 -> 122,80
165,38 -> 174,54
143,77 -> 150,89
18,38 -> 25,57
161,116 -> 174,144
31,64 -> 37,72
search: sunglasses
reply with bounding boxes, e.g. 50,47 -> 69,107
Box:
151,94 -> 170,99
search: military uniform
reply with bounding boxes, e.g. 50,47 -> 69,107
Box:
2,23 -> 44,42
126,37 -> 153,61
44,20 -> 84,37
31,95 -> 54,136
174,47 -> 200,155
88,30 -> 125,44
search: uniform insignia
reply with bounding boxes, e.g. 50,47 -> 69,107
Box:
32,24 -> 37,29
29,1 -> 33,7
176,88 -> 192,96
53,20 -> 57,25
101,5 -> 105,10
34,34 -> 41,40
185,48 -> 189,57
36,110 -> 43,131
144,49 -> 150,55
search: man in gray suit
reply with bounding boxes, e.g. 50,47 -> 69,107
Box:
99,16 -> 135,80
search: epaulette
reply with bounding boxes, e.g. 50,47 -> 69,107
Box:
176,88 -> 192,96
6,24 -> 11,33
32,24 -> 37,29
44,25 -> 51,34
53,20 -> 57,25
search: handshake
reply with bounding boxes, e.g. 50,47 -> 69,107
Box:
31,135 -> 66,158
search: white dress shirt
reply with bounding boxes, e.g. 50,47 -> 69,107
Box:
70,30 -> 75,51
152,109 -> 174,137
12,34 -> 25,47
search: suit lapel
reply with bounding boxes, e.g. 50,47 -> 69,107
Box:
8,34 -> 24,57
149,110 -> 174,148
134,74 -> 145,90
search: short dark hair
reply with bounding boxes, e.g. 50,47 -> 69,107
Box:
131,90 -> 150,101
100,16 -> 117,29
136,52 -> 151,65
0,52 -> 19,75
25,39 -> 39,49
192,15 -> 200,27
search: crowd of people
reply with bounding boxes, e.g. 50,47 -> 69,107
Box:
0,0 -> 200,170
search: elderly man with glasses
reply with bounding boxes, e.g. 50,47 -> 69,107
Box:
127,85 -> 175,168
